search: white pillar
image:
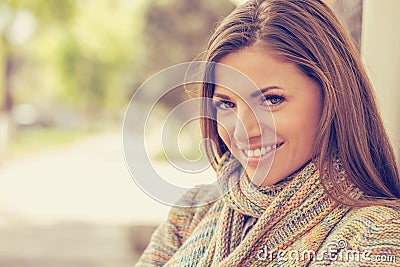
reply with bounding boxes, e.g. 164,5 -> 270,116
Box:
361,0 -> 400,159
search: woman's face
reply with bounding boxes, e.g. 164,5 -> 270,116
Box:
213,47 -> 322,186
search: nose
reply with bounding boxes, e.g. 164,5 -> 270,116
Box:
233,105 -> 262,143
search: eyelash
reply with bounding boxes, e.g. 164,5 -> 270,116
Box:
260,94 -> 285,107
212,100 -> 235,110
212,94 -> 285,111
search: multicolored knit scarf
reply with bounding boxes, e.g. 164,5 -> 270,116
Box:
164,153 -> 360,266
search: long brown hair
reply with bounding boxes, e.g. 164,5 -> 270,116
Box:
200,0 -> 400,207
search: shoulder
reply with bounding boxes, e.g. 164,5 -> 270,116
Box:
167,184 -> 220,241
333,205 -> 400,237
351,205 -> 400,217
324,205 -> 400,264
342,205 -> 400,227
174,183 -> 220,208
134,185 -> 220,266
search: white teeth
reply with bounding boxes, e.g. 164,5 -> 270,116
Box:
243,143 -> 281,158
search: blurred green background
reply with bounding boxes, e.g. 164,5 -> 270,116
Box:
0,0 -> 235,159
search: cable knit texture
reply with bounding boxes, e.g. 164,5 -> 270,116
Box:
135,154 -> 400,266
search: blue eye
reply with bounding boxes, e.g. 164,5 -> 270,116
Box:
261,94 -> 285,106
213,100 -> 235,110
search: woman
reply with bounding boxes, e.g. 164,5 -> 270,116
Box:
135,0 -> 400,266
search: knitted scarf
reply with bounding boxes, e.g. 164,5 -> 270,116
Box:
164,153 -> 360,266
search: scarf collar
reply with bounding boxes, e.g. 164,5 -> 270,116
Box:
217,152 -> 301,218
165,152 -> 361,267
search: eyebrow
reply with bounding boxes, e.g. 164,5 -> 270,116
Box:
212,93 -> 231,100
250,86 -> 283,98
213,86 -> 283,99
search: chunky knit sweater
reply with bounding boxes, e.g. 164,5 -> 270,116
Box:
135,155 -> 400,266
135,187 -> 400,266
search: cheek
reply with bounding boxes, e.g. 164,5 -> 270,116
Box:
304,102 -> 323,139
276,105 -> 321,144
216,113 -> 236,148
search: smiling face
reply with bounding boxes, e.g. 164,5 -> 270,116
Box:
213,47 -> 323,186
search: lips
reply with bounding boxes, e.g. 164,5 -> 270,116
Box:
241,142 -> 284,158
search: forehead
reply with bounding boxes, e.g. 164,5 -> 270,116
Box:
213,61 -> 260,97
213,47 -> 319,97
215,48 -> 294,88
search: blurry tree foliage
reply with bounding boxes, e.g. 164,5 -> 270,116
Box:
32,0 -> 149,116
0,0 -> 76,113
0,0 -> 235,125
0,0 -> 148,121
